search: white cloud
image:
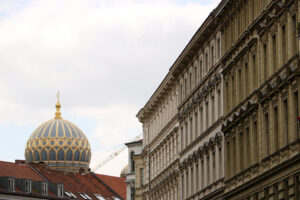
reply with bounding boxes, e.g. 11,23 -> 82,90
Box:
0,0 -> 220,176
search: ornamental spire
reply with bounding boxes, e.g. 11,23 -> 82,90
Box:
55,91 -> 62,119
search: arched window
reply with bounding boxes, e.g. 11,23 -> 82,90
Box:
41,150 -> 48,161
130,152 -> 135,172
58,149 -> 64,161
80,151 -> 85,162
49,150 -> 56,161
74,150 -> 80,161
66,149 -> 72,161
34,151 -> 40,161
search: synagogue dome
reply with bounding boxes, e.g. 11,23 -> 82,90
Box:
24,94 -> 91,172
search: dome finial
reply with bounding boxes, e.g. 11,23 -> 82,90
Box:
55,90 -> 62,119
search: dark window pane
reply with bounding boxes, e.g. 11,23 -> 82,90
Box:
34,151 -> 40,161
49,150 -> 56,161
74,150 -> 80,161
80,151 -> 85,162
66,149 -> 72,161
58,149 -> 64,161
41,149 -> 48,160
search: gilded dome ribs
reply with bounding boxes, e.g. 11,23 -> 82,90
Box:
25,98 -> 91,173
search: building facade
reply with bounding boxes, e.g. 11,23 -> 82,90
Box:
136,0 -> 300,200
220,0 -> 300,199
177,9 -> 224,200
124,139 -> 143,200
137,70 -> 180,200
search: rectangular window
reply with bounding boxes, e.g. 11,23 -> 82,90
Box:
294,92 -> 299,139
239,131 -> 244,171
211,96 -> 215,123
8,179 -> 14,191
58,185 -> 63,197
207,156 -> 210,185
196,163 -> 199,190
25,181 -> 31,193
245,63 -> 249,95
206,102 -> 209,129
140,168 -> 144,186
200,107 -> 203,133
211,46 -> 214,67
217,38 -> 221,59
226,141 -> 231,177
195,112 -> 198,138
253,121 -> 258,162
284,179 -> 289,200
246,127 -> 250,167
189,73 -> 192,93
272,34 -> 277,72
212,152 -> 216,182
232,137 -> 236,174
225,81 -> 230,113
194,66 -> 198,85
265,113 -> 269,156
190,118 -> 193,143
180,84 -> 183,101
42,183 -> 48,195
185,122 -> 188,148
239,69 -> 242,100
191,167 -> 194,194
186,171 -> 189,197
283,99 -> 289,145
274,106 -> 279,151
217,89 -> 221,118
181,175 -> 185,198
218,147 -> 222,178
185,78 -> 187,97
292,15 -> 297,54
252,55 -> 256,88
232,76 -> 235,107
282,25 -> 286,63
205,53 -> 208,73
200,60 -> 203,78
263,44 -> 268,80
201,160 -> 204,189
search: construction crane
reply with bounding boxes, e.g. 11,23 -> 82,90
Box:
92,134 -> 142,172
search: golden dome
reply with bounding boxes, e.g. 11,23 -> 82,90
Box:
25,93 -> 91,172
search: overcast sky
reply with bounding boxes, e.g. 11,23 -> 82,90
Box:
0,0 -> 220,176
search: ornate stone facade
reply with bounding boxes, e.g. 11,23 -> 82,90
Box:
221,0 -> 300,199
136,0 -> 300,199
137,70 -> 180,200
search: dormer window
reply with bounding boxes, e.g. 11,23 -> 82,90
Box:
58,185 -> 63,197
42,183 -> 48,195
25,180 -> 31,193
8,179 -> 15,192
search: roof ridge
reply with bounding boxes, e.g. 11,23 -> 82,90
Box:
91,172 -> 124,200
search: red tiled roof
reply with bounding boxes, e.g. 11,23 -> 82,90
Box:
0,161 -> 43,181
0,161 -> 125,200
32,164 -> 123,199
95,174 -> 126,200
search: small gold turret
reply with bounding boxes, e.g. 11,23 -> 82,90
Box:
55,91 -> 62,119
